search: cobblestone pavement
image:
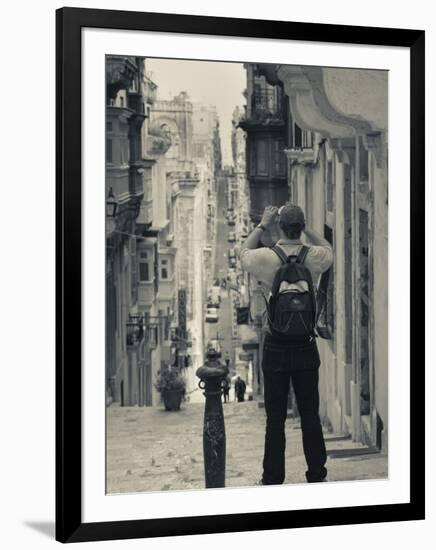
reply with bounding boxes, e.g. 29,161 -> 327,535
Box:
106,400 -> 388,494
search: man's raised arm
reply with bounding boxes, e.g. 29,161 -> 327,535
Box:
240,206 -> 279,254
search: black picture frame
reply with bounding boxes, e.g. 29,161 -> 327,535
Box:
56,6 -> 425,543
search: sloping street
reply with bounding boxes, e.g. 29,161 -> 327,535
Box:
204,175 -> 235,367
106,400 -> 387,494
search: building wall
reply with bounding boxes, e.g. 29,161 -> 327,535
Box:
286,134 -> 388,450
240,63 -> 389,452
106,56 -> 148,407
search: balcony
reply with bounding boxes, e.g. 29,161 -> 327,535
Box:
253,89 -> 281,116
129,162 -> 145,199
106,56 -> 137,101
138,280 -> 156,308
127,92 -> 145,116
240,88 -> 285,129
158,277 -> 176,302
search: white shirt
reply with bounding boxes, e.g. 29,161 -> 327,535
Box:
240,239 -> 333,293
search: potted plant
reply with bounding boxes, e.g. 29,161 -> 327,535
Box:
155,365 -> 186,411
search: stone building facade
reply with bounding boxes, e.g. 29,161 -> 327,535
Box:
241,63 -> 388,452
105,55 -> 149,407
105,62 -> 223,407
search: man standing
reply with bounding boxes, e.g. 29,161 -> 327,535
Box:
239,204 -> 333,484
222,374 -> 231,403
234,376 -> 247,402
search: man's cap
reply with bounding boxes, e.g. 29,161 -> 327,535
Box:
278,203 -> 305,227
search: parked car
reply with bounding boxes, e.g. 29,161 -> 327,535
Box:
208,286 -> 221,308
227,217 -> 236,226
228,254 -> 237,268
228,231 -> 236,243
205,306 -> 219,323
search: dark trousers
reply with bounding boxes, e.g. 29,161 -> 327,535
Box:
262,361 -> 327,484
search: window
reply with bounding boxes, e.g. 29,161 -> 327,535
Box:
106,139 -> 112,163
359,137 -> 369,183
290,121 -> 312,149
160,259 -> 169,280
294,123 -> 302,148
138,251 -> 151,282
326,161 -> 334,212
119,96 -> 124,107
130,239 -> 137,304
149,325 -> 158,350
256,139 -> 268,175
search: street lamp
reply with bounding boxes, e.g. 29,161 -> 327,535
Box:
106,187 -> 119,218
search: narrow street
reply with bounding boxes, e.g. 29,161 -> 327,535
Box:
107,401 -> 388,494
205,175 -> 235,367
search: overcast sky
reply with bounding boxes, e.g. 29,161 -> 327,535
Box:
146,58 -> 246,165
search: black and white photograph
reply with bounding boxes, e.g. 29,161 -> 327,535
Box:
105,56 -> 389,493
0,0 -> 430,546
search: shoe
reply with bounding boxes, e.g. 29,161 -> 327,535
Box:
307,476 -> 328,483
306,468 -> 328,483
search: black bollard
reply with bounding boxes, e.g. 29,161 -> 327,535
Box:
196,353 -> 228,488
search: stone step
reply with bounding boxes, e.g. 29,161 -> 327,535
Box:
327,446 -> 380,459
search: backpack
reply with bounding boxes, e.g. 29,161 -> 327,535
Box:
265,244 -> 317,342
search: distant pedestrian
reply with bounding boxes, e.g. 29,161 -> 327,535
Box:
239,204 -> 333,485
234,376 -> 246,402
222,375 -> 231,403
224,351 -> 231,369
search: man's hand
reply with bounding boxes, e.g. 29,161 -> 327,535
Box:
240,206 -> 278,256
260,206 -> 279,229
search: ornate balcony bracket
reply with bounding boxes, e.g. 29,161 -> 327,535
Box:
145,124 -> 172,157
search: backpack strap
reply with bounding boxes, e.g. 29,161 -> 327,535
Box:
270,244 -> 288,264
296,245 -> 310,264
